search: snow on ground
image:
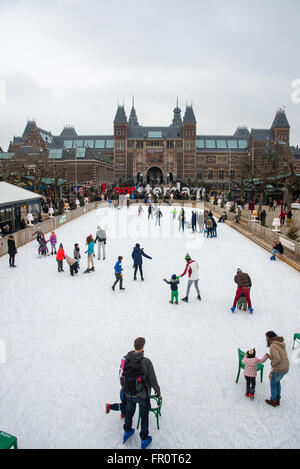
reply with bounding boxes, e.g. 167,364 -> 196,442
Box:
0,204 -> 299,449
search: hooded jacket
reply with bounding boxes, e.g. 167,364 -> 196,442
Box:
269,336 -> 289,373
132,244 -> 151,265
95,228 -> 106,244
124,350 -> 160,399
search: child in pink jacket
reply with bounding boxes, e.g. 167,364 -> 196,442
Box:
242,349 -> 269,399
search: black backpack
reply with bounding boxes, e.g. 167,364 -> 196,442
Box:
122,356 -> 145,396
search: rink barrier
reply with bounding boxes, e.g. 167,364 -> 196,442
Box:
206,202 -> 300,271
0,201 -> 108,257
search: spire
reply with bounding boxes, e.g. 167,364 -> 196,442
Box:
128,96 -> 139,127
114,104 -> 127,124
271,108 -> 290,129
170,98 -> 182,127
183,104 -> 196,124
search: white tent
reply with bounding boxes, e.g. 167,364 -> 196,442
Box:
0,182 -> 42,208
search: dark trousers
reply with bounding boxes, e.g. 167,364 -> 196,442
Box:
110,389 -> 127,414
9,254 -> 15,267
113,273 -> 123,289
134,264 -> 143,280
51,244 -> 57,254
57,260 -> 63,272
124,395 -> 150,441
245,376 -> 256,395
70,262 -> 78,276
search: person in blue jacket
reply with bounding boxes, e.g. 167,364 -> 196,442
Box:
112,256 -> 125,291
132,243 -> 152,281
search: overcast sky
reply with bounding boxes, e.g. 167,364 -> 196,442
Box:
0,0 -> 299,149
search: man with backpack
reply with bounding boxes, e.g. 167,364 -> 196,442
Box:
122,337 -> 161,450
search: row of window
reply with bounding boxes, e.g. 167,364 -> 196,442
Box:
196,139 -> 248,150
63,140 -> 114,149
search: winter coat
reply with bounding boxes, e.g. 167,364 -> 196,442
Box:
191,213 -> 197,225
269,337 -> 289,373
124,350 -> 160,399
180,260 -> 199,281
7,238 -> 17,255
65,255 -> 77,266
87,242 -> 95,256
242,355 -> 268,378
73,247 -> 81,260
207,218 -> 213,229
49,234 -> 57,245
234,271 -> 252,288
274,242 -> 284,254
132,246 -> 151,265
164,278 -> 179,291
95,229 -> 106,244
114,260 -> 123,273
56,249 -> 65,261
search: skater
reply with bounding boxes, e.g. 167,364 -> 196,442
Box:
211,216 -> 217,237
155,208 -> 163,226
191,211 -> 197,232
148,205 -> 153,220
171,207 -> 177,220
95,225 -> 106,260
49,231 -> 57,255
126,198 -> 130,209
198,211 -> 204,232
206,217 -> 214,238
178,254 -> 201,302
286,209 -> 292,227
178,209 -> 185,232
65,254 -> 78,276
270,240 -> 284,261
122,337 -> 161,449
112,256 -> 125,290
265,331 -> 289,407
138,205 -> 143,216
38,235 -> 49,256
7,235 -> 17,267
163,275 -> 179,304
84,236 -> 95,273
218,212 -> 227,223
132,243 -> 152,281
242,349 -> 269,399
73,243 -> 81,269
56,243 -> 65,272
231,268 -> 253,313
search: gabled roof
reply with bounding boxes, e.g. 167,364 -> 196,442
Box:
114,105 -> 127,124
233,127 -> 250,139
60,126 -> 78,137
271,109 -> 290,129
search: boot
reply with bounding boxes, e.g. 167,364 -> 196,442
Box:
123,429 -> 135,444
141,436 -> 152,450
265,399 -> 278,407
197,295 -> 201,301
231,306 -> 236,313
182,297 -> 188,303
90,266 -> 95,272
276,399 -> 280,406
106,404 -> 110,414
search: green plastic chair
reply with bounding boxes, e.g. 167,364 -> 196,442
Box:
292,333 -> 300,349
137,395 -> 162,430
236,348 -> 264,383
0,431 -> 18,449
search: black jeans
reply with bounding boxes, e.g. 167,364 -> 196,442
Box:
113,273 -> 123,289
245,376 -> 256,395
57,260 -> 63,272
134,264 -> 143,280
9,254 -> 15,267
109,389 -> 127,414
124,395 -> 151,441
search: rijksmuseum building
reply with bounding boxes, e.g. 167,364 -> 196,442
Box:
5,101 -> 300,189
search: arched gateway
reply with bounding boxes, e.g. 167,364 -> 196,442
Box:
147,166 -> 163,184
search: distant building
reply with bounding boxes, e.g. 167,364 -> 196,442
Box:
5,103 -> 298,189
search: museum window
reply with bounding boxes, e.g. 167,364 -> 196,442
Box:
167,141 -> 174,149
230,170 -> 235,179
208,169 -> 213,179
219,169 -> 224,179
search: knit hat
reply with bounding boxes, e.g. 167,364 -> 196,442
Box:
135,243 -> 140,248
59,243 -> 63,248
185,254 -> 191,260
237,268 -> 242,273
171,274 -> 177,280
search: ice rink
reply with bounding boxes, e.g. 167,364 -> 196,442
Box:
0,204 -> 299,449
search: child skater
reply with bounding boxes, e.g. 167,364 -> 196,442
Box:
73,243 -> 81,269
242,348 -> 269,399
49,231 -> 57,255
38,235 -> 49,256
65,254 -> 78,276
56,243 -> 65,272
138,205 -> 143,216
163,274 -> 180,304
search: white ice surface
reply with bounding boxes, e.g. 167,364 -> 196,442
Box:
0,205 -> 299,449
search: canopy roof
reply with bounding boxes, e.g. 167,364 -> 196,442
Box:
0,181 -> 42,208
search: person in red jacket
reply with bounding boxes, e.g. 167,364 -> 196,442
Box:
56,243 -> 65,272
